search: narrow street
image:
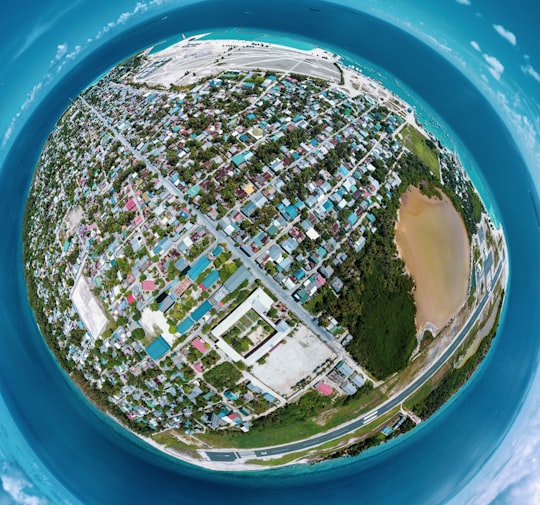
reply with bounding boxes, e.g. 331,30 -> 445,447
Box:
80,95 -> 378,383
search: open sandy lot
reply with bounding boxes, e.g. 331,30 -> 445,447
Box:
71,275 -> 108,338
250,326 -> 335,397
137,35 -> 405,109
137,38 -> 341,88
140,307 -> 177,346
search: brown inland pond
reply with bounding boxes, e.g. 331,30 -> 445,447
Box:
395,186 -> 470,333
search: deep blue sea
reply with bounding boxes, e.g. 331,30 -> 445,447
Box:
1,1 -> 539,504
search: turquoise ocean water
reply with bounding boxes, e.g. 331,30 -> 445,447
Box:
150,29 -> 316,54
0,1 -> 538,503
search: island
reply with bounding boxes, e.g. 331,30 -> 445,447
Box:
23,34 -> 507,470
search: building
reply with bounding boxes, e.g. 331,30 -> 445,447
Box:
223,265 -> 252,293
146,336 -> 171,361
211,288 -> 274,339
316,381 -> 333,396
187,256 -> 211,281
158,295 -> 175,313
141,279 -> 155,291
177,317 -> 194,335
191,337 -> 209,354
200,270 -> 220,290
192,300 -> 213,321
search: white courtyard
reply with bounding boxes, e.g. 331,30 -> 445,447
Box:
71,275 -> 108,338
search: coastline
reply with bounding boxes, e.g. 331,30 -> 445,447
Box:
21,34 -> 509,473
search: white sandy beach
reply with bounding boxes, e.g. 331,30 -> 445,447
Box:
136,34 -> 403,107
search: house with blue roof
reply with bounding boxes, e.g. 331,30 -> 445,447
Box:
342,383 -> 358,396
212,245 -> 223,258
267,220 -> 281,235
252,231 -> 266,248
351,373 -> 366,388
187,256 -> 211,281
224,390 -> 239,400
323,200 -> 334,212
330,278 -> 344,293
338,164 -> 349,178
232,151 -> 252,167
247,382 -> 263,394
284,205 -> 298,220
153,237 -> 173,256
186,184 -> 201,198
192,300 -> 212,321
146,336 -> 171,361
223,266 -> 252,293
200,270 -> 220,290
277,256 -> 293,272
336,361 -> 354,378
294,269 -> 306,281
317,246 -> 327,259
282,237 -> 299,254
268,245 -> 284,263
263,393 -> 278,404
241,201 -> 257,218
177,317 -> 194,335
347,212 -> 359,226
174,257 -> 190,273
158,295 -> 175,313
305,195 -> 318,208
293,288 -> 309,304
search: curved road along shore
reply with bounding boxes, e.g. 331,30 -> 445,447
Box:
79,88 -> 505,468
204,255 -> 505,463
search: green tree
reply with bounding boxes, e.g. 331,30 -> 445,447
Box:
203,362 -> 242,391
166,150 -> 179,166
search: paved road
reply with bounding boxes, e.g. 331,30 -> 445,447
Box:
205,256 -> 504,461
82,97 -> 380,387
205,451 -> 240,462
81,98 -> 340,344
80,97 -> 506,465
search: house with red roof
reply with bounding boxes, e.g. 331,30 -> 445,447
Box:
227,413 -> 240,424
316,381 -> 333,396
141,279 -> 155,291
125,198 -> 136,211
191,337 -> 209,354
126,293 -> 136,304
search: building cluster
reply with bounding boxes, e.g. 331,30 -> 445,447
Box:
26,60 -> 455,437
85,67 -> 407,317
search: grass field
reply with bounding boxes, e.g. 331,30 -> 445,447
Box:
152,431 -> 202,459
245,406 -> 402,467
401,125 -> 440,179
195,387 -> 386,449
